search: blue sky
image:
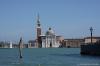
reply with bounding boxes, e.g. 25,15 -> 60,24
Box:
0,0 -> 100,43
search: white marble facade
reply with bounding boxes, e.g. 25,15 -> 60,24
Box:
41,28 -> 60,48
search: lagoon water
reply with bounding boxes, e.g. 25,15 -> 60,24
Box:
0,48 -> 100,66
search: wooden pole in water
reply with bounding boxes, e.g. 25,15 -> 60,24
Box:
19,37 -> 23,59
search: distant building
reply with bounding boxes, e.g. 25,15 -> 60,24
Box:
0,40 -> 29,48
9,42 -> 13,48
64,39 -> 84,48
0,41 -> 13,48
22,44 -> 28,48
28,40 -> 37,48
84,37 -> 100,44
34,14 -> 62,48
12,44 -> 18,48
40,28 -> 61,48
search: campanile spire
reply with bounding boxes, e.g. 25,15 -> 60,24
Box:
36,13 -> 41,38
36,13 -> 42,48
37,13 -> 40,27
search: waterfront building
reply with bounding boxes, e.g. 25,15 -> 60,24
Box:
64,39 -> 84,48
10,41 -> 12,48
0,41 -> 13,48
4,42 -> 11,48
34,14 -> 62,48
23,44 -> 28,48
84,37 -> 100,44
0,41 -> 5,48
40,28 -> 61,48
28,40 -> 37,48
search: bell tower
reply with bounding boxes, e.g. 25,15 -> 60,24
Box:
36,14 -> 42,48
37,14 -> 41,38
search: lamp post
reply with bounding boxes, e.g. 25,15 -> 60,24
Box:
90,27 -> 93,44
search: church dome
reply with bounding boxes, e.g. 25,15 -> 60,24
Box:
46,28 -> 55,35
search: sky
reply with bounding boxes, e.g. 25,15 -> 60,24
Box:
0,0 -> 100,43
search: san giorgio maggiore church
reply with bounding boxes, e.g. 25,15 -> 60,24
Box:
35,14 -> 63,48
